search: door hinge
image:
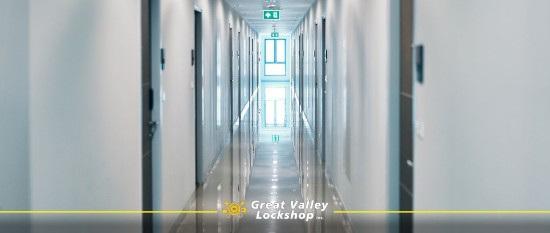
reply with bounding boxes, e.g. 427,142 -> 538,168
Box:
191,49 -> 195,66
149,88 -> 154,111
413,44 -> 424,84
161,48 -> 166,70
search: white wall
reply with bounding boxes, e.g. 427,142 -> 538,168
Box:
2,0 -> 257,232
157,0 -> 257,231
293,0 -> 400,232
0,0 -> 263,232
29,0 -> 142,232
0,0 -> 30,232
414,1 -> 550,232
155,0 -> 196,231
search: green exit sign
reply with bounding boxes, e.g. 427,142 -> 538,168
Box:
271,32 -> 279,37
272,135 -> 280,142
263,10 -> 280,20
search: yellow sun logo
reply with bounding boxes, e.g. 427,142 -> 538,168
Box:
222,201 -> 247,218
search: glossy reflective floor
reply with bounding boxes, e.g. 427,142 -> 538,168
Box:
173,125 -> 352,233
171,78 -> 352,233
237,128 -> 305,233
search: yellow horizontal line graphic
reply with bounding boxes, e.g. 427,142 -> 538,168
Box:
335,210 -> 550,214
0,210 -> 218,214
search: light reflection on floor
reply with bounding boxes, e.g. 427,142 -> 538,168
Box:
173,127 -> 352,233
236,128 -> 305,233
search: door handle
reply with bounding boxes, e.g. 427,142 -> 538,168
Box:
149,121 -> 159,138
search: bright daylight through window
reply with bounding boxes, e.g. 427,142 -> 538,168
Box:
265,39 -> 286,76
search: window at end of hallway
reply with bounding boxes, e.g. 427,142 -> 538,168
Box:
265,39 -> 286,76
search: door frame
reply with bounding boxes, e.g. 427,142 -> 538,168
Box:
399,0 -> 414,232
321,17 -> 327,164
141,0 -> 153,232
194,9 -> 204,186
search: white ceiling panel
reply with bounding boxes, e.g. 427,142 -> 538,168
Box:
225,0 -> 314,33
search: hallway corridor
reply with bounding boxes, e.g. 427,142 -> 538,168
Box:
3,0 -> 550,232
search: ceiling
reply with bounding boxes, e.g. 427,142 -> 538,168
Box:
224,0 -> 315,34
